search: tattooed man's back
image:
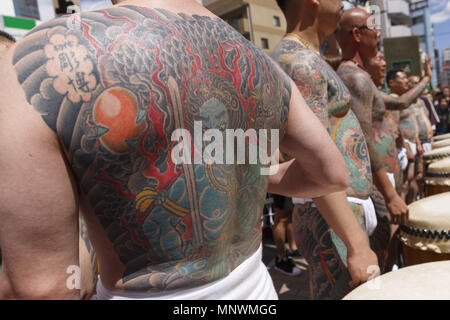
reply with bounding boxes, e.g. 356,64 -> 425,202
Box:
11,5 -> 291,294
0,1 -> 349,299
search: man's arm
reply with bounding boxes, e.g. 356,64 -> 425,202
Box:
381,80 -> 429,111
268,79 -> 349,198
342,70 -> 408,224
413,107 -> 424,156
313,192 -> 379,287
382,58 -> 432,111
0,48 -> 79,299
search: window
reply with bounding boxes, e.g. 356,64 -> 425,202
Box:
413,16 -> 424,25
273,16 -> 281,27
261,38 -> 269,49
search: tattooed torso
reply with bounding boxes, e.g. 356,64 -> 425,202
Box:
13,6 -> 290,292
371,90 -> 400,175
412,101 -> 433,141
399,105 -> 419,141
338,64 -> 385,174
385,110 -> 400,140
272,40 -> 372,198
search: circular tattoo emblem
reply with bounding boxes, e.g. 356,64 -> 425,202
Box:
93,87 -> 145,154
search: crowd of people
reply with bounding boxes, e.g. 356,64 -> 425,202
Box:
0,0 -> 448,300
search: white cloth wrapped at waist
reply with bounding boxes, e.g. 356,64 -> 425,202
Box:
404,139 -> 417,157
292,197 -> 313,205
386,172 -> 396,189
422,142 -> 432,153
346,197 -> 377,236
293,197 -> 377,236
397,147 -> 408,171
91,244 -> 277,300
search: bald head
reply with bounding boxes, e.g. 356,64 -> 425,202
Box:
336,7 -> 379,61
339,8 -> 371,33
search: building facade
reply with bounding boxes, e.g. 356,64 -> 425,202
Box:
0,0 -> 56,39
442,47 -> 450,87
202,0 -> 286,55
410,0 -> 438,88
371,0 -> 412,39
0,0 -> 116,40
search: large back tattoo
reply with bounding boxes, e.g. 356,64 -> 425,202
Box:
12,6 -> 291,291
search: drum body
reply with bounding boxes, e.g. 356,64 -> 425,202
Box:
433,133 -> 450,141
343,261 -> 450,300
425,158 -> 450,197
432,138 -> 450,150
423,146 -> 450,165
402,245 -> 450,266
425,184 -> 450,196
399,193 -> 450,267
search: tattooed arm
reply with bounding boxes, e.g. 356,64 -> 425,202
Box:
268,79 -> 349,198
381,78 -> 430,111
0,49 -> 79,299
382,58 -> 432,111
341,70 -> 383,172
340,67 -> 408,224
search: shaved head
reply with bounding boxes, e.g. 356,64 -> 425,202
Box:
336,7 -> 380,62
339,8 -> 370,33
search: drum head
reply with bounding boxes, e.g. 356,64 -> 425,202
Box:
425,158 -> 450,187
343,261 -> 450,300
400,192 -> 450,254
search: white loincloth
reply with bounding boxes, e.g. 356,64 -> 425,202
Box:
293,196 -> 377,236
347,197 -> 377,236
422,142 -> 432,153
404,139 -> 417,156
397,147 -> 408,171
386,172 -> 396,189
91,244 -> 277,300
292,197 -> 313,205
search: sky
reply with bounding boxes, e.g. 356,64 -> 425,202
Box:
430,0 -> 450,58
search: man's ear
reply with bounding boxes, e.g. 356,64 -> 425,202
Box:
388,79 -> 395,89
352,28 -> 361,44
310,0 -> 320,8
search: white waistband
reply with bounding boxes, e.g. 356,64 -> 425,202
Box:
346,196 -> 377,236
386,172 -> 396,189
404,139 -> 417,156
293,196 -> 377,236
398,147 -> 408,171
92,244 -> 277,300
422,142 -> 432,153
292,197 -> 313,205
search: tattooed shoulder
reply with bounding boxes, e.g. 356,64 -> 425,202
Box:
272,40 -> 327,124
337,65 -> 375,124
272,40 -> 350,128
